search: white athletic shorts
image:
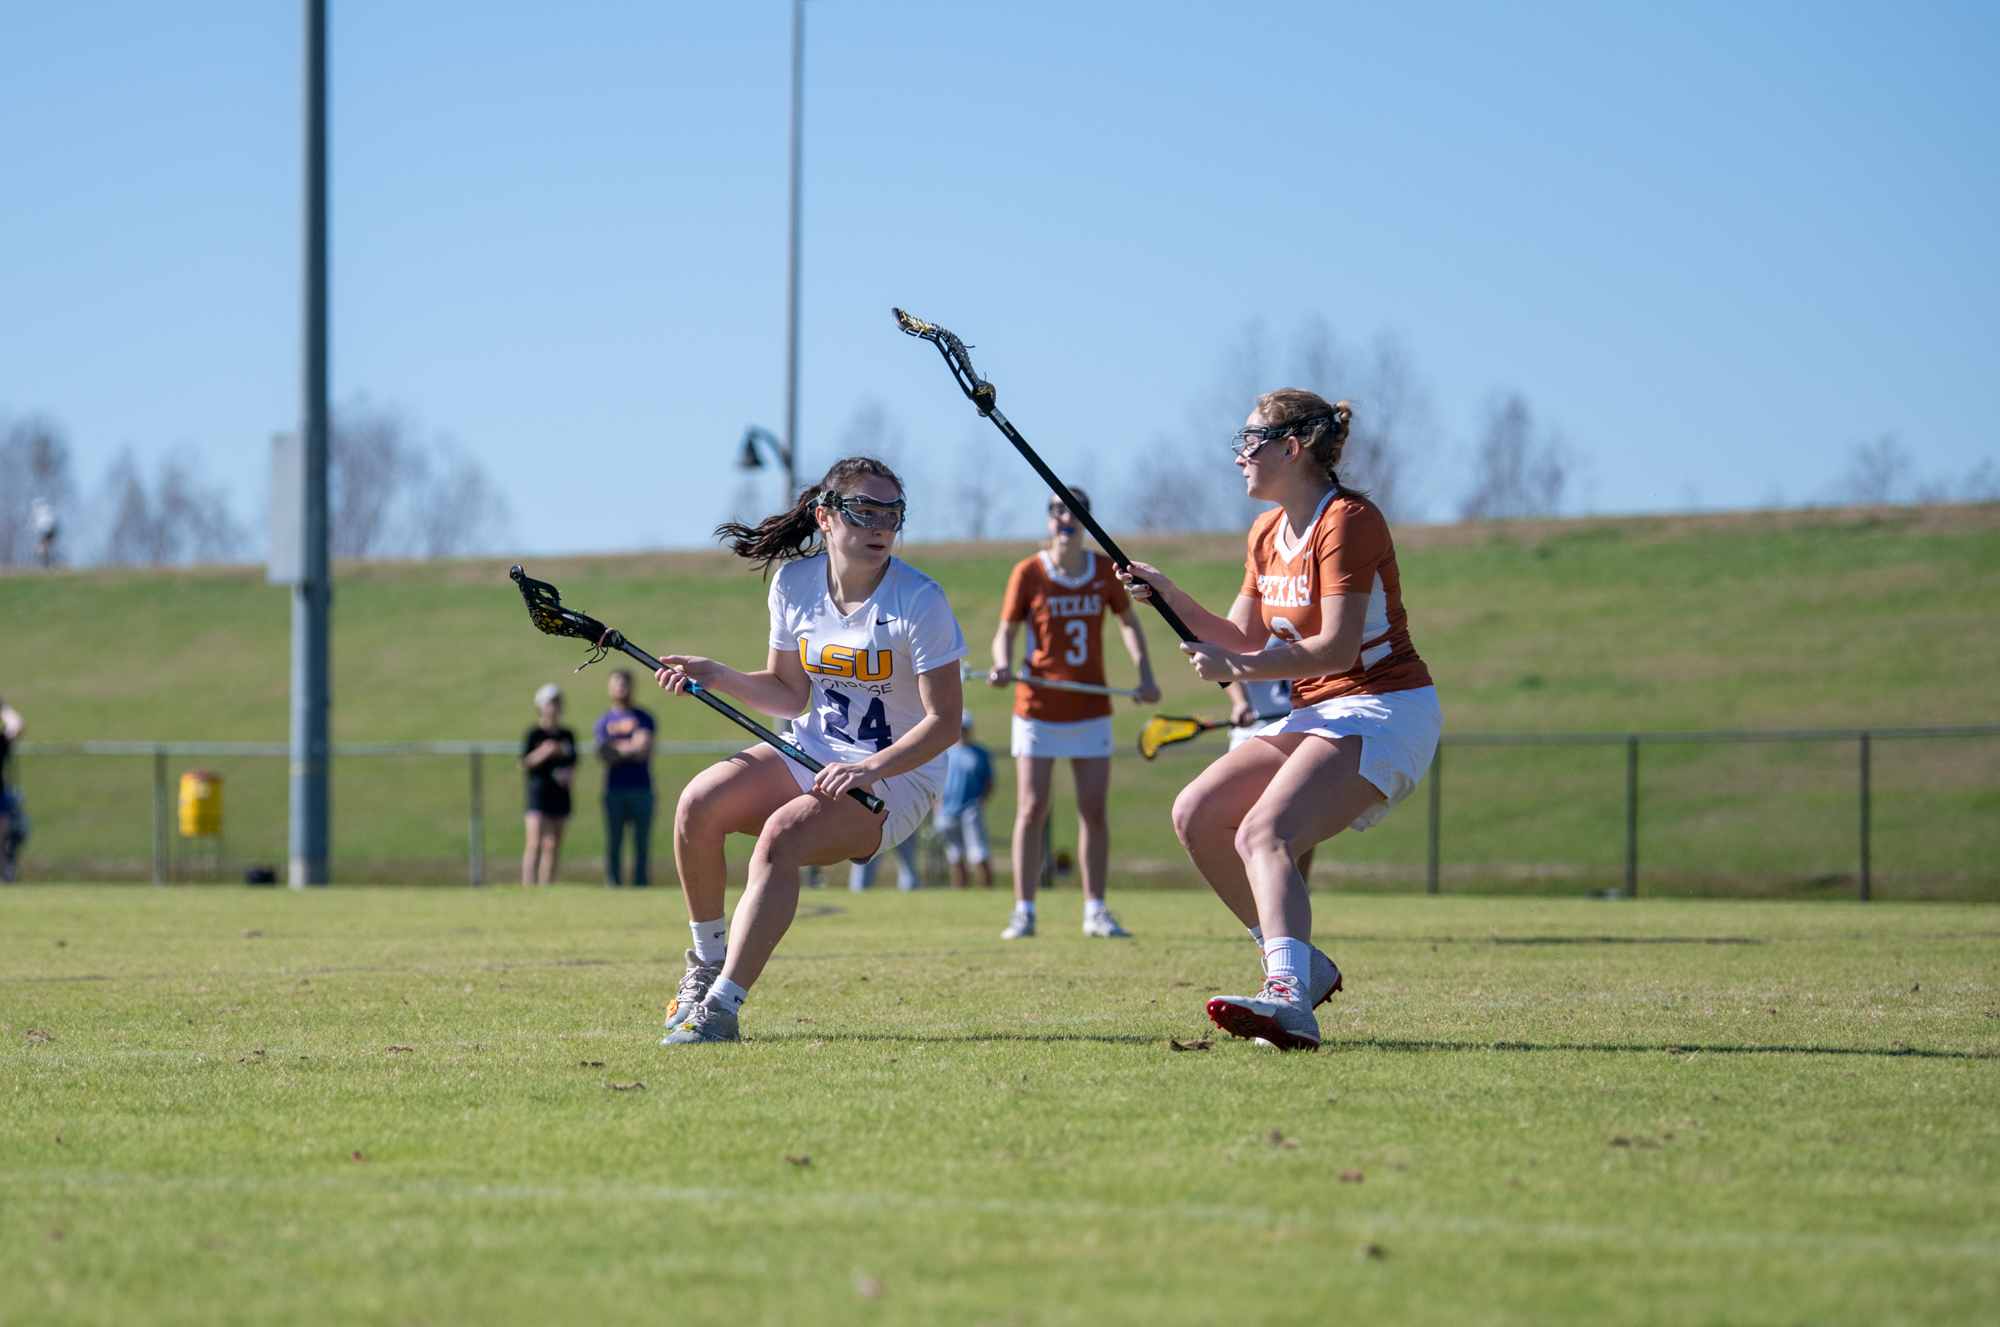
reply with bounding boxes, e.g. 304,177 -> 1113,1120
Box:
1243,686 -> 1442,832
1010,714 -> 1114,760
773,740 -> 942,864
935,805 -> 990,864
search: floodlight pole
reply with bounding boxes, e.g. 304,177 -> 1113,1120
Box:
780,0 -> 804,500
290,0 -> 332,888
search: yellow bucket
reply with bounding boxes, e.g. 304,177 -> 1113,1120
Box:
178,770 -> 223,838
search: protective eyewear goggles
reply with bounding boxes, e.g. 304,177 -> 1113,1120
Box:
817,491 -> 906,532
1228,416 -> 1332,460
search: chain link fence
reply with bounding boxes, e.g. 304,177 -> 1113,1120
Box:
8,725 -> 1998,898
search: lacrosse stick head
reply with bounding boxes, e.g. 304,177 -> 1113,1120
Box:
1137,714 -> 1205,760
510,565 -> 617,669
892,307 -> 997,415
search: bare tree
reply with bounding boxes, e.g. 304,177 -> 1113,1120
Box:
953,426 -> 1017,541
1290,321 -> 1435,522
329,399 -> 512,560
0,416 -> 77,566
1459,393 -> 1568,521
97,449 -> 244,565
1961,459 -> 1999,503
1833,434 -> 1913,507
1127,440 -> 1223,533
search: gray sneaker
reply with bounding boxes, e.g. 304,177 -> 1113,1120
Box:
1206,975 -> 1321,1051
1001,907 -> 1036,939
661,999 -> 740,1045
1082,910 -> 1132,938
664,949 -> 722,1032
1307,947 -> 1344,1009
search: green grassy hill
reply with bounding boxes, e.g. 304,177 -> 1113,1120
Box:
2,505 -> 1995,895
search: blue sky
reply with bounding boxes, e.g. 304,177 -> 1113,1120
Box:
2,1 -> 1995,553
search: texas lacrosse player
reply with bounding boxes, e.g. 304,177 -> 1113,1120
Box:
654,458 -> 968,1045
1121,391 -> 1440,1051
988,486 -> 1160,939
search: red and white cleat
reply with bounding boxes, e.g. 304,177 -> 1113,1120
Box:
1206,975 -> 1322,1051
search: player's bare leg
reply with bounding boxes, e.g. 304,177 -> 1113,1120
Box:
716,791 -> 885,992
672,746 -> 803,924
1070,757 -> 1129,936
1202,735 -> 1382,1049
666,746 -> 809,1032
1170,737 -> 1291,928
1004,755 -> 1055,936
1070,757 -> 1111,901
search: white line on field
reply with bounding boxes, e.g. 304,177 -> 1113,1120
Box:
5,1170 -> 1994,1263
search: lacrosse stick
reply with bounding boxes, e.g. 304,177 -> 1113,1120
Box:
508,566 -> 885,815
958,661 -> 1142,699
1136,712 -> 1289,760
894,309 -> 1208,658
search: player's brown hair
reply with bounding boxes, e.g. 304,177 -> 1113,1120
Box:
714,456 -> 904,574
1254,389 -> 1358,494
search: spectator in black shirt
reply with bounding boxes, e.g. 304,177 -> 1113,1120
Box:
520,683 -> 576,885
0,697 -> 22,883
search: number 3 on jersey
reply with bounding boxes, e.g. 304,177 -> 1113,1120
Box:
1062,619 -> 1090,666
823,688 -> 892,752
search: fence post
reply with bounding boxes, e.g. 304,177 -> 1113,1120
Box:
1624,736 -> 1639,897
152,748 -> 168,886
1426,746 -> 1441,895
468,750 -> 485,887
1858,731 -> 1871,902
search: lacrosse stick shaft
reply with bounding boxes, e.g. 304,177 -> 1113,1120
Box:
962,663 -> 1141,698
981,405 -> 1199,644
606,636 -> 886,816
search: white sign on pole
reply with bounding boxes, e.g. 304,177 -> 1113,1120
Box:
268,432 -> 302,586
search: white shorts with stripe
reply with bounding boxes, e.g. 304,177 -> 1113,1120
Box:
1010,714 -> 1114,760
772,731 -> 942,864
1243,685 -> 1441,832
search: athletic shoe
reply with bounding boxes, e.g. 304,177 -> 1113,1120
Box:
1001,908 -> 1036,939
661,999 -> 740,1045
1307,947 -> 1344,1009
1206,975 -> 1321,1051
1082,910 -> 1132,938
663,949 -> 722,1032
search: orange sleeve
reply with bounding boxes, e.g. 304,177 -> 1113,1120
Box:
1240,555 -> 1260,599
1319,502 -> 1389,595
1000,559 -> 1036,622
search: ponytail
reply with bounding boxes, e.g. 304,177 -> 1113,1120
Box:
713,456 -> 905,575
1254,389 -> 1360,497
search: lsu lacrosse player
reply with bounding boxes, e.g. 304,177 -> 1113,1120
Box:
989,487 -> 1160,939
653,457 -> 967,1044
1121,391 -> 1439,1050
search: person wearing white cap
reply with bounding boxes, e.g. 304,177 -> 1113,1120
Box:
519,683 -> 577,885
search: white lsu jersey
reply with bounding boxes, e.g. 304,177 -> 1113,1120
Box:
767,554 -> 969,781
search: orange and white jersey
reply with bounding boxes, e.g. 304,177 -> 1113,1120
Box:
1239,490 -> 1431,705
1000,550 -> 1132,723
768,554 -> 968,778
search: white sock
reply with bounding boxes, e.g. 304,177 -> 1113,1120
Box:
706,977 -> 749,1014
1263,937 -> 1309,986
1016,899 -> 1037,916
689,917 -> 727,964
1247,924 -> 1265,946
1085,898 -> 1109,919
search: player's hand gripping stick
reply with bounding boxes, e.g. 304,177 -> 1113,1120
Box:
508,566 -> 886,815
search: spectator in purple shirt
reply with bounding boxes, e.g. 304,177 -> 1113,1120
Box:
595,669 -> 657,887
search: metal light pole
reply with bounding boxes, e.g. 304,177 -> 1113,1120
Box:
780,0 -> 804,499
290,0 -> 331,887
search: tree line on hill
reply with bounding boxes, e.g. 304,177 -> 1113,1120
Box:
0,401 -> 510,569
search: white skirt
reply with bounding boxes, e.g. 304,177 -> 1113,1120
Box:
773,736 -> 941,864
1010,714 -> 1114,760
1246,686 -> 1441,832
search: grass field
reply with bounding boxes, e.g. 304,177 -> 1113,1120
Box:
3,886 -> 1996,1324
2,503 -> 1997,894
